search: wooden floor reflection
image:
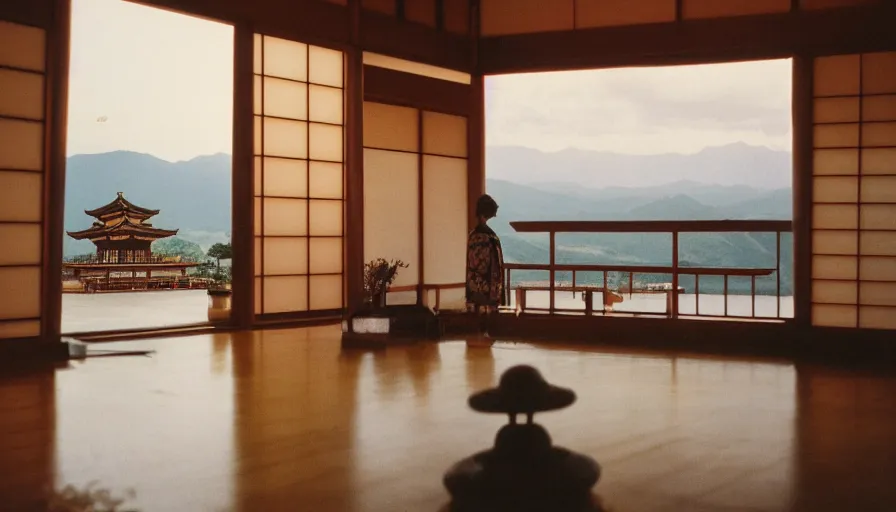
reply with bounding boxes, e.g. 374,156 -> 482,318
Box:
1,325 -> 895,511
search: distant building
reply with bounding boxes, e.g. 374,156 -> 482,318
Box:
64,193 -> 201,292
67,192 -> 179,263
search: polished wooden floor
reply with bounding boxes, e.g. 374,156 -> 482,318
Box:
1,326 -> 895,511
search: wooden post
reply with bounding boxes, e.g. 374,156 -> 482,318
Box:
549,231 -> 556,314
671,231 -> 679,319
792,55 -> 813,328
344,0 -> 365,329
230,24 -> 255,329
43,0 -> 72,342
751,276 -> 757,318
417,109 -> 424,305
724,275 -> 729,317
467,0 -> 484,231
694,274 -> 699,316
776,230 -> 782,319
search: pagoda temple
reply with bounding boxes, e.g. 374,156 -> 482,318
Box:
64,193 -> 201,292
68,192 -> 179,263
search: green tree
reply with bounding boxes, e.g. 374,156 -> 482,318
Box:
207,242 -> 233,268
152,237 -> 206,261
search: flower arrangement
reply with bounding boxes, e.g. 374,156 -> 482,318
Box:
209,265 -> 232,291
363,258 -> 408,307
47,482 -> 139,512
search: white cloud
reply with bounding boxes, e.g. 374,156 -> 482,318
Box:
485,59 -> 793,155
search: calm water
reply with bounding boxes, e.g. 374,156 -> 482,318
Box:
61,289 -> 793,334
62,290 -> 209,333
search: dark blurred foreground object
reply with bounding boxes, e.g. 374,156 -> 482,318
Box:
443,365 -> 605,512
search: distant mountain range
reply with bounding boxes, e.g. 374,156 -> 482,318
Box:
485,143 -> 793,294
64,143 -> 793,294
64,151 -> 231,256
487,142 -> 792,189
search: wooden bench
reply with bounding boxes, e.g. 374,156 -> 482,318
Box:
378,283 -> 473,337
386,283 -> 467,313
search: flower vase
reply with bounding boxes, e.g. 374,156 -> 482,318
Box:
373,291 -> 387,310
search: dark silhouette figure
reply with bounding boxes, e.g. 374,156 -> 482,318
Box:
443,365 -> 604,512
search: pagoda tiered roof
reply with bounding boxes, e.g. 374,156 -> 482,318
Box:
84,192 -> 160,221
67,193 -> 178,242
67,216 -> 178,241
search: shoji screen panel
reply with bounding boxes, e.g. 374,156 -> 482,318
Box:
443,0 -> 470,36
480,0 -> 575,36
405,0 -> 438,28
421,111 -> 468,310
682,0 -> 790,19
574,0 -> 676,29
362,102 -> 420,305
812,52 -> 896,329
362,0 -> 396,16
253,35 -> 345,316
0,21 -> 45,340
800,0 -> 881,9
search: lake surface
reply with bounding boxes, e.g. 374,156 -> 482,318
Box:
62,290 -> 209,333
61,290 -> 793,334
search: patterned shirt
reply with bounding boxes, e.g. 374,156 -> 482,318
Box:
466,224 -> 505,306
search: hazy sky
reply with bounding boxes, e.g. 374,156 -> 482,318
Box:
485,60 -> 793,155
68,0 -> 233,162
68,1 -> 791,161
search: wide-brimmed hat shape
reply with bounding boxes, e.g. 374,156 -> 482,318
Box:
469,365 -> 576,414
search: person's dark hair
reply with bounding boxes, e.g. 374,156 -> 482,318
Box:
476,194 -> 499,219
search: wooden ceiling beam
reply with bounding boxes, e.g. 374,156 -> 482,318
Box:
131,0 -> 349,47
0,0 -> 54,27
478,4 -> 896,74
360,10 -> 471,71
132,0 -> 471,71
363,65 -> 472,115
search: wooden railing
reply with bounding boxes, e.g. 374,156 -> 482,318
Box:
65,255 -> 202,265
506,220 -> 792,320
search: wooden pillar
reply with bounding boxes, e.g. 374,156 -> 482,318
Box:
549,231 -> 555,313
671,232 -> 679,319
230,23 -> 255,329
792,55 -> 813,328
417,109 -> 424,305
344,0 -> 364,325
467,0 -> 484,230
468,75 -> 485,230
43,0 -> 71,341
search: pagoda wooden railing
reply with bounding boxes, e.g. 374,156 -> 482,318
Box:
65,255 -> 202,265
506,220 -> 792,321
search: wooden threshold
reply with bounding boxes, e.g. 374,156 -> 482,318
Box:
68,315 -> 343,344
